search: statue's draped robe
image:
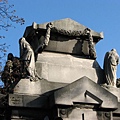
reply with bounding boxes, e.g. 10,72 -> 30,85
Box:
19,37 -> 36,80
103,50 -> 119,86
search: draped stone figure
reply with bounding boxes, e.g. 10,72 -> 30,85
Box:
19,22 -> 53,81
103,49 -> 119,87
19,37 -> 38,81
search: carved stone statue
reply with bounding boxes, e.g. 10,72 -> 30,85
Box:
19,37 -> 39,81
103,49 -> 119,87
19,22 -> 53,81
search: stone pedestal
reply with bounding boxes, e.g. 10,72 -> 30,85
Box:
36,51 -> 104,84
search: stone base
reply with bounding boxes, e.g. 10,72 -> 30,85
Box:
36,51 -> 104,84
13,78 -> 67,95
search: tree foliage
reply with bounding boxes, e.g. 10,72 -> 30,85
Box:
0,0 -> 25,76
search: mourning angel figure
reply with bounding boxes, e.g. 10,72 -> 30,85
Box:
103,49 -> 119,87
19,22 -> 53,81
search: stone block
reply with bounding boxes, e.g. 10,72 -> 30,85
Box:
36,51 -> 104,84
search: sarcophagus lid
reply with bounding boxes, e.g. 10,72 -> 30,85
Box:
23,18 -> 104,56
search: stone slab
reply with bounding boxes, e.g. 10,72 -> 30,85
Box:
44,37 -> 93,55
13,79 -> 67,95
45,38 -> 83,55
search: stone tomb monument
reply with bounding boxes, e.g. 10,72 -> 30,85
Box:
0,18 -> 120,120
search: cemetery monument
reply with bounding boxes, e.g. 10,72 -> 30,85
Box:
0,18 -> 120,120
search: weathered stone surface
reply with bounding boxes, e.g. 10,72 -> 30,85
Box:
101,85 -> 120,101
54,76 -> 118,109
9,94 -> 49,108
36,51 -> 104,84
100,86 -> 120,117
113,102 -> 120,114
13,78 -> 67,95
58,109 -> 112,120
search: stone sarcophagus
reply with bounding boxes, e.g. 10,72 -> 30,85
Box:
0,18 -> 120,120
24,18 -> 103,57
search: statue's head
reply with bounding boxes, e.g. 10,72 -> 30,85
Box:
83,28 -> 91,35
111,48 -> 117,52
46,22 -> 53,29
7,53 -> 14,61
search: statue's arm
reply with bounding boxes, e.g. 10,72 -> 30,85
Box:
44,22 -> 53,46
19,38 -> 24,58
35,23 -> 53,53
116,55 -> 119,65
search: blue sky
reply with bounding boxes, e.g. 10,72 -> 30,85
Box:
1,0 -> 120,78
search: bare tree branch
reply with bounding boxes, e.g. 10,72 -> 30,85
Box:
0,0 -> 25,31
0,0 -> 25,77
